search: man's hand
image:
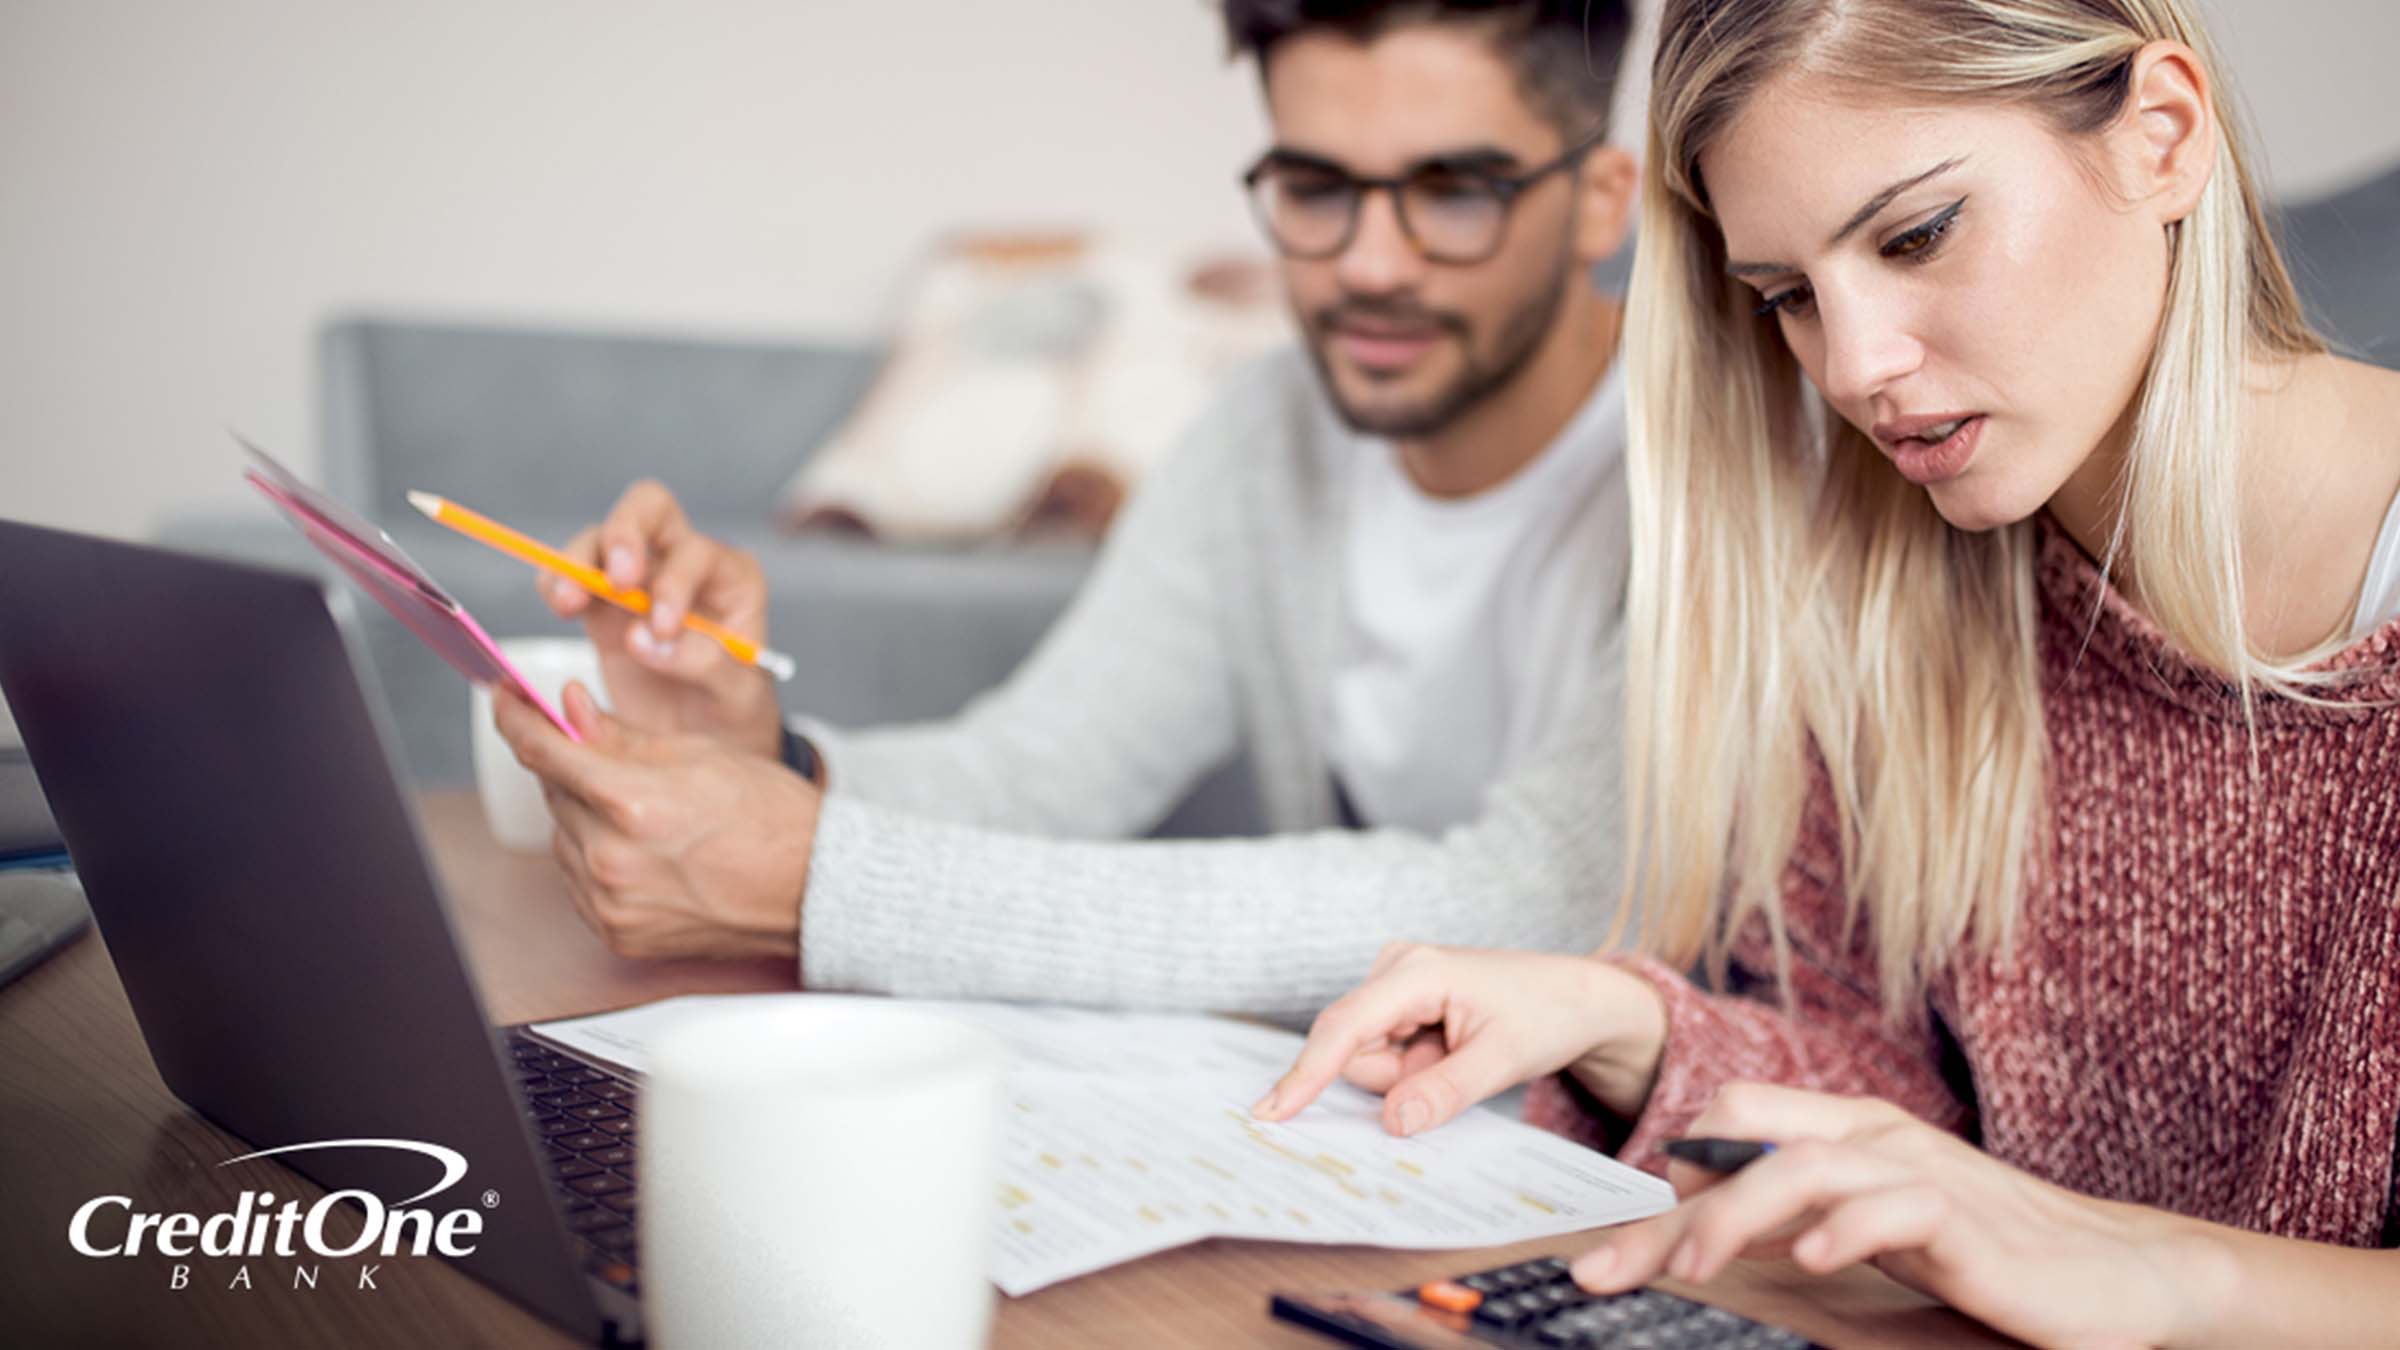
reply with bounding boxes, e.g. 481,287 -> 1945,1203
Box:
542,479 -> 783,757
492,679 -> 814,961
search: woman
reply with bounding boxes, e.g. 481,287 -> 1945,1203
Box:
1254,0 -> 2400,1344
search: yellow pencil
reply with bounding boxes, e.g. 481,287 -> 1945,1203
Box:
407,491 -> 796,682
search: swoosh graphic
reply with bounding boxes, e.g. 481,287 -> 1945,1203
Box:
217,1138 -> 469,1207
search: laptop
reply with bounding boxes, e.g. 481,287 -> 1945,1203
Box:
0,742 -> 68,857
0,746 -> 91,988
0,519 -> 653,1344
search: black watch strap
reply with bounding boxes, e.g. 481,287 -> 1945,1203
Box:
778,724 -> 822,786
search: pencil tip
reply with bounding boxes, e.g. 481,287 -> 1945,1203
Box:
760,650 -> 797,683
406,490 -> 439,517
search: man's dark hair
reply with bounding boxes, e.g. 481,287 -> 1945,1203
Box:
1220,1 -> 1633,139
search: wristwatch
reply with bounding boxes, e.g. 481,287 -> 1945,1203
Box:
778,724 -> 823,786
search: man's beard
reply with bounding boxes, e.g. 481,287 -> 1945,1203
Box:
1302,257 -> 1573,440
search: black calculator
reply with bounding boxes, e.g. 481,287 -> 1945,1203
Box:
1270,1254 -> 1821,1349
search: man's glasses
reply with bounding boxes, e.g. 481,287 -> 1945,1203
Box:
1242,127 -> 1606,266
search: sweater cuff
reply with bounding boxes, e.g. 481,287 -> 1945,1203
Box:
795,791 -> 884,992
1607,954 -> 1736,1173
1518,955 -> 1728,1178
797,793 -> 1050,997
1523,1071 -> 1629,1159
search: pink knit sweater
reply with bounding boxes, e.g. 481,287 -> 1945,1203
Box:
1530,517 -> 2400,1247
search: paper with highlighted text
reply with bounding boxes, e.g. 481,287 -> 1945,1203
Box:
530,994 -> 1675,1295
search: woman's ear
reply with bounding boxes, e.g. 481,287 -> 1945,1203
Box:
2111,40 -> 2216,227
1573,143 -> 1642,265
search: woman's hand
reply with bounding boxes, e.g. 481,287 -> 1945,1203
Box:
542,479 -> 783,757
1573,1083 -> 2226,1350
1254,943 -> 1669,1137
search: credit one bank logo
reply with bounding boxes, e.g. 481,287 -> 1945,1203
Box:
68,1139 -> 491,1290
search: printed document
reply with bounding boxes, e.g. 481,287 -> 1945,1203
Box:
531,994 -> 1674,1294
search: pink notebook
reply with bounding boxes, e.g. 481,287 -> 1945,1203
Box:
239,437 -> 580,742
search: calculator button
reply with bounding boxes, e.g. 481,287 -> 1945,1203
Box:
1536,1283 -> 1582,1310
1536,1314 -> 1604,1347
1415,1280 -> 1482,1314
1472,1292 -> 1540,1328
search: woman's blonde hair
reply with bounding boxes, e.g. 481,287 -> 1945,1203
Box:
1620,0 -> 2324,1009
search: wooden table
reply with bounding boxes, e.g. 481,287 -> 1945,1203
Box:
0,791 -> 2015,1347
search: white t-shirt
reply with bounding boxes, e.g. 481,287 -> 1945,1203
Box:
1327,364 -> 1628,832
2351,483 -> 2400,640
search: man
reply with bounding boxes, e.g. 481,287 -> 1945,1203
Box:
494,0 -> 1640,1018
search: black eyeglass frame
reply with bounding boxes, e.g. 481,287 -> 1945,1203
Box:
1240,125 -> 1609,265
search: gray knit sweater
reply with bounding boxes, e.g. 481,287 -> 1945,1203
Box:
792,348 -> 1631,1019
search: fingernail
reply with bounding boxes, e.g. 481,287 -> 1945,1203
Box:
1795,1231 -> 1829,1266
1571,1247 -> 1615,1288
629,625 -> 656,653
652,606 -> 679,637
1668,1238 -> 1698,1282
1396,1100 -> 1430,1136
607,546 -> 635,581
1251,1091 -> 1279,1118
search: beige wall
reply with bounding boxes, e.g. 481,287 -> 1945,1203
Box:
4,0 -> 2396,545
0,1 -> 1272,541
2199,0 -> 2400,198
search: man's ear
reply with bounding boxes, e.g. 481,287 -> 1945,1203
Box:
1572,143 -> 1640,265
2108,40 -> 2216,226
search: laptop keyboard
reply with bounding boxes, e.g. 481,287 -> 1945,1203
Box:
508,1031 -> 642,1293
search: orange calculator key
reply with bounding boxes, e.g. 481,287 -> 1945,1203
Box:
1415,1279 -> 1483,1313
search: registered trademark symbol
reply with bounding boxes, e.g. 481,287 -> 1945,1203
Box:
482,1189 -> 500,1209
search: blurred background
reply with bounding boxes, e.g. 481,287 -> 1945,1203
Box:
4,0 -> 1278,541
2,0 -> 2396,775
9,0 -> 2396,542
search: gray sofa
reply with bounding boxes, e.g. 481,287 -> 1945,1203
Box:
154,162 -> 2395,825
2283,161 -> 2400,367
159,320 -> 1262,833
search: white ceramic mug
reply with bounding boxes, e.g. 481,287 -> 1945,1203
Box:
468,636 -> 610,852
639,999 -> 1007,1349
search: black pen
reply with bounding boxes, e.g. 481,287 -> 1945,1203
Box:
1662,1137 -> 1777,1173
